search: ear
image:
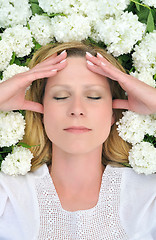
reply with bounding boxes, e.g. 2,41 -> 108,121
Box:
111,111 -> 115,126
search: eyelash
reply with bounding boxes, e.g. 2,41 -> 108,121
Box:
53,96 -> 101,100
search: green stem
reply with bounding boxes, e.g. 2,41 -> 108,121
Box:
130,0 -> 151,10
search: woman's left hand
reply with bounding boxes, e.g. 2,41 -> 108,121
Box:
86,52 -> 156,115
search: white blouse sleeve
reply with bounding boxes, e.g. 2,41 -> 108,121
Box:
119,167 -> 156,240
0,172 -> 40,240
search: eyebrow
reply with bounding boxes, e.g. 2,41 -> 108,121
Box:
49,84 -> 107,90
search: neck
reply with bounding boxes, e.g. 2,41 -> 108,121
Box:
49,145 -> 105,195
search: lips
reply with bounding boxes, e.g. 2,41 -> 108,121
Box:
63,126 -> 92,133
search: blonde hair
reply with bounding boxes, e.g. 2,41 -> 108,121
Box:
23,41 -> 131,171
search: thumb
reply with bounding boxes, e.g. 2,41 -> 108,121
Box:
112,99 -> 129,110
22,101 -> 44,114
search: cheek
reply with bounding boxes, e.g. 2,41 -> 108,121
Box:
43,103 -> 60,139
93,105 -> 113,137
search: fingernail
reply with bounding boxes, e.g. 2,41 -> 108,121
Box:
60,59 -> 67,64
51,69 -> 57,72
86,52 -> 93,57
101,61 -> 106,66
60,50 -> 66,55
87,60 -> 94,66
97,52 -> 103,58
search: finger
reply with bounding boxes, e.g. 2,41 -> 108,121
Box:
86,52 -> 117,79
22,101 -> 44,114
112,99 -> 129,110
86,60 -> 106,76
29,58 -> 67,74
38,50 -> 67,67
14,69 -> 58,88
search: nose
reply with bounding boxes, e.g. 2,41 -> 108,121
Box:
67,97 -> 86,117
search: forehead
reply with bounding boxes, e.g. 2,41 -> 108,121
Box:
46,57 -> 109,89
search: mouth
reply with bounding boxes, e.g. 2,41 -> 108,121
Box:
63,126 -> 92,133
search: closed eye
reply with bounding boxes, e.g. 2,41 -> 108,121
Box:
53,96 -> 69,100
87,96 -> 101,100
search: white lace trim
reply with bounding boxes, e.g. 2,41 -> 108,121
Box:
35,165 -> 128,239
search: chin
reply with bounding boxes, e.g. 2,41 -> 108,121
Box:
54,141 -> 103,156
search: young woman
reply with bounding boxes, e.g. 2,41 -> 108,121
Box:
0,42 -> 156,239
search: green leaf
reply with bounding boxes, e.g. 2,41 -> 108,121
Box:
154,74 -> 156,80
151,8 -> 156,22
17,142 -> 40,148
133,0 -> 141,11
17,142 -> 32,149
18,110 -> 26,116
29,0 -> 39,3
27,22 -> 30,30
137,8 -> 149,23
146,10 -> 155,33
0,146 -> 12,154
31,3 -> 43,15
9,52 -> 16,65
120,162 -> 132,168
144,134 -> 156,147
0,72 -> 3,80
135,3 -> 140,11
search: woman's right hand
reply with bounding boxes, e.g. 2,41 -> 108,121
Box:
0,50 -> 67,113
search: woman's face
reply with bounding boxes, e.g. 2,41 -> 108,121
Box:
43,57 -> 114,155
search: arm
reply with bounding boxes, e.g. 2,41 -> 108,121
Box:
0,51 -> 67,113
86,52 -> 156,115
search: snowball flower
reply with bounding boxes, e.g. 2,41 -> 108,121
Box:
38,0 -> 75,14
94,11 -> 146,56
29,14 -> 54,46
76,1 -> 99,22
129,142 -> 156,175
132,31 -> 156,75
96,0 -> 130,18
116,111 -> 154,144
2,25 -> 34,57
130,70 -> 156,88
0,111 -> 25,147
141,0 -> 156,8
0,40 -> 12,71
0,0 -> 32,28
2,64 -> 29,81
150,114 -> 156,137
1,146 -> 33,176
51,14 -> 91,42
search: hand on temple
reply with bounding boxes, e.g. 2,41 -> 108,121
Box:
86,52 -> 156,115
0,51 -> 67,113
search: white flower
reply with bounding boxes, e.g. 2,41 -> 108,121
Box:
0,40 -> 12,71
93,11 -> 146,56
0,0 -> 32,28
77,1 -> 99,22
116,111 -> 154,144
132,31 -> 156,75
130,70 -> 156,88
141,0 -> 156,8
74,0 -> 130,19
38,0 -> 74,14
2,64 -> 29,81
150,114 -> 156,137
29,14 -> 54,46
129,142 -> 156,175
96,0 -> 130,18
1,146 -> 33,176
0,111 -> 25,147
51,14 -> 91,42
2,25 -> 34,57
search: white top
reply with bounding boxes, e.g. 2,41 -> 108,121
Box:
0,164 -> 156,240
